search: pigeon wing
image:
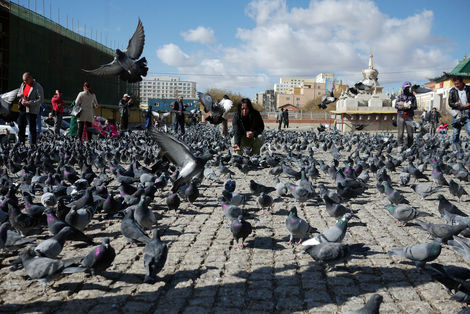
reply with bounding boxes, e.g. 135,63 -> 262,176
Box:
197,92 -> 215,112
0,88 -> 19,116
152,131 -> 196,169
82,58 -> 123,76
124,19 -> 145,59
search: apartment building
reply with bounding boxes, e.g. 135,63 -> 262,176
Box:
139,76 -> 196,105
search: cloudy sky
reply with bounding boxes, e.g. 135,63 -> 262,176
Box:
23,0 -> 469,97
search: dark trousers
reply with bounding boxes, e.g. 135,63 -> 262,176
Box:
430,122 -> 437,136
78,121 -> 90,141
120,114 -> 128,131
284,120 -> 289,128
18,111 -> 37,145
397,114 -> 414,147
174,116 -> 185,135
54,111 -> 63,135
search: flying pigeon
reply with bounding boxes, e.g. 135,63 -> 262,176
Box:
152,131 -> 211,192
198,92 -> 232,125
0,89 -> 19,116
82,19 -> 148,82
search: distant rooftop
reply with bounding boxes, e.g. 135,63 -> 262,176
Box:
430,57 -> 470,82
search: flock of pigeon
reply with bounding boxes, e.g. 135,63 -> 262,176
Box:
1,122 -> 470,313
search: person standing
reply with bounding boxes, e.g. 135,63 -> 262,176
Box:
232,98 -> 265,155
428,108 -> 441,136
449,76 -> 470,149
68,100 -> 78,137
75,82 -> 98,141
119,94 -> 131,132
282,108 -> 289,128
16,72 -> 44,145
51,90 -> 64,135
395,81 -> 417,147
277,109 -> 283,130
172,96 -> 186,135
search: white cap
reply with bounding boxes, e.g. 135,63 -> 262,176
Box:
123,93 -> 130,98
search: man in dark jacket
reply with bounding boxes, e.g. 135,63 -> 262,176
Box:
172,96 -> 186,135
448,76 -> 470,148
395,81 -> 417,147
282,108 -> 289,128
119,94 -> 131,131
232,98 -> 264,155
428,108 -> 441,136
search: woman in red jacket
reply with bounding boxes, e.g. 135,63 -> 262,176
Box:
51,90 -> 64,135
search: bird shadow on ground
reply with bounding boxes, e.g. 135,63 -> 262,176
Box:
348,221 -> 367,228
249,236 -> 285,251
272,208 -> 289,216
53,281 -> 114,293
88,230 -> 121,239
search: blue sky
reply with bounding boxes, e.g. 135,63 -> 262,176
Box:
16,0 -> 469,98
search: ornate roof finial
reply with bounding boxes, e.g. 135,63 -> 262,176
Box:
369,53 -> 374,69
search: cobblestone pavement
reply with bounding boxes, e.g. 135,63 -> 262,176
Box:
0,129 -> 469,313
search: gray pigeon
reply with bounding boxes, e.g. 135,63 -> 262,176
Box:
344,294 -> 383,314
0,222 -> 36,251
285,206 -> 317,245
19,249 -> 66,293
143,228 -> 168,284
414,220 -> 467,242
133,196 -> 157,229
448,236 -> 470,263
121,209 -> 151,246
34,227 -> 72,258
302,212 -> 354,246
274,177 -> 288,197
83,19 -> 148,82
399,172 -> 411,186
382,181 -> 409,205
449,179 -> 468,202
410,183 -> 442,200
65,205 -> 94,231
0,88 -> 19,116
152,131 -> 211,192
257,192 -> 273,213
222,202 -> 242,221
388,239 -> 442,269
304,242 -> 369,270
385,204 -> 431,226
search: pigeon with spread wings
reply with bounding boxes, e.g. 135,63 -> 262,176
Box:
82,19 -> 148,83
152,131 -> 211,192
198,92 -> 231,125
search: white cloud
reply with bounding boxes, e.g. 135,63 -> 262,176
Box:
156,43 -> 194,67
156,0 -> 455,93
181,26 -> 216,44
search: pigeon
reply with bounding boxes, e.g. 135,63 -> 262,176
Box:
166,193 -> 181,212
19,249 -> 67,293
382,181 -> 409,205
449,179 -> 468,202
249,179 -> 274,195
355,82 -> 373,90
257,192 -> 273,213
274,177 -> 289,197
222,202 -> 242,221
224,173 -> 236,193
437,194 -> 467,217
323,195 -> 351,218
399,172 -> 411,186
285,206 -> 317,245
79,238 -> 116,276
230,215 -> 252,248
221,190 -> 247,206
0,222 -> 36,251
134,196 -> 157,229
143,228 -> 168,284
44,208 -> 94,245
388,239 -> 442,269
82,19 -> 148,82
63,238 -> 116,276
64,205 -> 94,231
302,212 -> 354,246
343,294 -> 383,314
0,88 -> 18,116
197,92 -> 232,125
120,209 -> 151,246
318,89 -> 336,110
431,165 -> 448,186
152,131 -> 211,192
304,242 -> 369,270
410,183 -> 442,200
34,226 -> 72,258
414,220 -> 468,242
385,204 -> 431,226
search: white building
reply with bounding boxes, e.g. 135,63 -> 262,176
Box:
139,76 -> 196,105
315,73 -> 334,83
